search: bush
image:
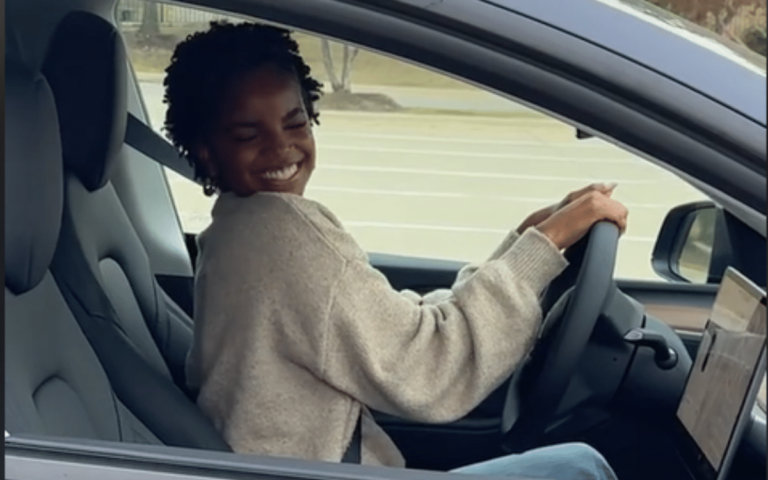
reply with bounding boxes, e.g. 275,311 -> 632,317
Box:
742,27 -> 767,56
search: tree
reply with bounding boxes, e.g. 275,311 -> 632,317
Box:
138,0 -> 161,37
649,0 -> 763,41
321,39 -> 359,93
742,26 -> 767,54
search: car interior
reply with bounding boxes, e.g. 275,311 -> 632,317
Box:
5,1 -> 767,480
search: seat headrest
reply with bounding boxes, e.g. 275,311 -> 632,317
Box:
5,57 -> 64,294
42,12 -> 127,192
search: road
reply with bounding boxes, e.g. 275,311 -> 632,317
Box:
138,80 -> 708,280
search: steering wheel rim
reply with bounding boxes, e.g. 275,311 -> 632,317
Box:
502,221 -> 620,450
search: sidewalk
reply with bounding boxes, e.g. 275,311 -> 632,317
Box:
135,71 -> 541,115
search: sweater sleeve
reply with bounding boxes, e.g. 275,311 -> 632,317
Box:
451,228 -> 521,286
317,226 -> 566,423
403,228 -> 520,306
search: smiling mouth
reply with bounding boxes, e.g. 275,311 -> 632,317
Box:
261,162 -> 300,181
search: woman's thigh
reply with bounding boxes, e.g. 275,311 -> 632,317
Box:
450,443 -> 618,480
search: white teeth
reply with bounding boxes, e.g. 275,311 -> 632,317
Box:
261,163 -> 298,181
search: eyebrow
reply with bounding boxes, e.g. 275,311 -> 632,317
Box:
282,107 -> 304,122
228,107 -> 305,129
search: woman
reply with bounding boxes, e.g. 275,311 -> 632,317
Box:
164,21 -> 628,479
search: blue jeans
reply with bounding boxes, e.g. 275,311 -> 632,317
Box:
451,443 -> 618,480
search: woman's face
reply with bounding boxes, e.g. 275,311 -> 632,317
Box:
197,65 -> 316,197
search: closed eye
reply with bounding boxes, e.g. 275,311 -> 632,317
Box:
286,121 -> 307,130
234,134 -> 257,142
232,128 -> 258,141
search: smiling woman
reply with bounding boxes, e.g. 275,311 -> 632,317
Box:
162,22 -> 323,197
161,19 -> 630,479
193,67 -> 316,196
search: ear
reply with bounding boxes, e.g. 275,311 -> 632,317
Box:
193,144 -> 218,179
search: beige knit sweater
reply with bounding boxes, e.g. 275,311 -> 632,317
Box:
186,191 -> 567,467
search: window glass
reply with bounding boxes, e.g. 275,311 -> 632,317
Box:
118,0 -> 710,281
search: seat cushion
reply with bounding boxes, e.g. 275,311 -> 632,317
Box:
5,277 -> 159,445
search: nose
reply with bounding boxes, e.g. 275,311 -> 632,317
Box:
265,132 -> 303,165
267,132 -> 291,157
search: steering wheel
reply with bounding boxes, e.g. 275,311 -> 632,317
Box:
501,221 -> 620,451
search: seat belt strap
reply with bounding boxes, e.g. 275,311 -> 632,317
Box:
125,113 -> 193,176
341,413 -> 362,464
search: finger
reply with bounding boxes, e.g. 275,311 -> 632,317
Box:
593,182 -> 617,197
587,195 -> 624,223
592,182 -> 616,190
617,216 -> 627,234
566,183 -> 599,203
586,182 -> 617,198
565,183 -> 610,207
584,183 -> 608,195
605,204 -> 628,234
621,210 -> 629,234
604,182 -> 618,197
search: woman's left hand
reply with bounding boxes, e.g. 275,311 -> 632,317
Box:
516,182 -> 617,235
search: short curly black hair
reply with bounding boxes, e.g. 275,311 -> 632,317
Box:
163,21 -> 323,182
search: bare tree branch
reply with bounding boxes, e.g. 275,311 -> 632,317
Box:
340,46 -> 359,92
321,39 -> 343,92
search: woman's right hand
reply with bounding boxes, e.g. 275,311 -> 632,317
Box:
535,190 -> 628,250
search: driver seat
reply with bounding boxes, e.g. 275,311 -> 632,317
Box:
4,52 -> 158,444
41,11 -> 229,451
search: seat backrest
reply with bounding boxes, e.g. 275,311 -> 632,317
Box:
42,11 -> 230,452
42,11 -> 191,387
4,54 -> 159,446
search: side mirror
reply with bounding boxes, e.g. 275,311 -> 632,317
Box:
652,202 -> 721,284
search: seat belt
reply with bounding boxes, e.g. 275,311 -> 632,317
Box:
341,413 -> 362,464
126,113 -> 364,463
125,113 -> 193,176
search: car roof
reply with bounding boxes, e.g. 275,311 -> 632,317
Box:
483,0 -> 767,124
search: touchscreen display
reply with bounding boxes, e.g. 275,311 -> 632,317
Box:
676,268 -> 766,473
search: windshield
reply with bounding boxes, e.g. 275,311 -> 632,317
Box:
597,0 -> 767,74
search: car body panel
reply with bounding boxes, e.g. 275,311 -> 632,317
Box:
484,0 -> 766,123
4,436 -> 522,480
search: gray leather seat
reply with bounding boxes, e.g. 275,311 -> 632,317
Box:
42,12 -> 229,451
4,55 -> 159,445
43,11 -> 192,389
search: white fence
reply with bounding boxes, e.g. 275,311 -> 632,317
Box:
117,0 -> 237,27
